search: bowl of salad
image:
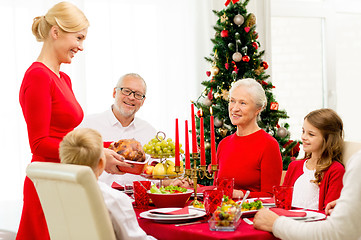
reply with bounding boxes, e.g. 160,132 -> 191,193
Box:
148,185 -> 193,208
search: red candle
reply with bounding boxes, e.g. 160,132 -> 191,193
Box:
210,107 -> 217,165
191,103 -> 197,153
200,110 -> 206,165
185,120 -> 190,169
175,118 -> 180,167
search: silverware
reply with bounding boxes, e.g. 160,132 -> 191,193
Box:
243,218 -> 253,225
175,220 -> 207,227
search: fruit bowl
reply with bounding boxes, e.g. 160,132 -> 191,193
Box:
141,158 -> 184,179
117,155 -> 150,175
147,190 -> 193,208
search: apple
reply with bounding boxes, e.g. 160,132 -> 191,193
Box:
143,165 -> 154,175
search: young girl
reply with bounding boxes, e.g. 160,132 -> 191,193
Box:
283,108 -> 345,211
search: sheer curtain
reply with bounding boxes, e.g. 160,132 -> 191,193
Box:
0,0 -> 216,231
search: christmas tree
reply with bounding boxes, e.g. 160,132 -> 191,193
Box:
193,0 -> 300,185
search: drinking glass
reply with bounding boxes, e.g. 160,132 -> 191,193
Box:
133,181 -> 151,209
273,186 -> 293,210
204,189 -> 224,216
216,177 -> 234,199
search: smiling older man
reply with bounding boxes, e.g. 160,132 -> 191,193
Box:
79,73 -> 157,186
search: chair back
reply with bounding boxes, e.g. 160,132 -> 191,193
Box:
343,141 -> 361,165
26,162 -> 116,240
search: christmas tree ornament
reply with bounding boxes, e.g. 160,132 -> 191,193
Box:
252,42 -> 258,49
214,92 -> 220,99
270,102 -> 279,110
218,128 -> 228,137
221,30 -> 229,38
205,142 -> 211,150
211,66 -> 220,76
242,55 -> 250,62
214,117 -> 224,127
228,43 -> 235,51
233,14 -> 244,26
220,13 -> 228,23
201,96 -> 212,107
196,109 -> 202,118
232,70 -> 237,80
232,52 -> 242,62
244,27 -> 250,33
235,32 -> 241,40
220,89 -> 229,101
225,62 -> 229,70
262,61 -> 269,69
206,71 -> 211,77
225,0 -> 240,7
277,127 -> 288,138
247,13 -> 256,27
241,46 -> 248,55
207,87 -> 214,100
262,80 -> 268,86
254,66 -> 264,75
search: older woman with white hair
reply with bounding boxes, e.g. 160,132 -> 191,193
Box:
215,78 -> 283,199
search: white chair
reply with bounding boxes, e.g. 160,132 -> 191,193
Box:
26,162 -> 116,240
343,141 -> 361,165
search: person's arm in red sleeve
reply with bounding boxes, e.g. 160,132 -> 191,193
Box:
249,140 -> 283,198
21,69 -> 60,159
320,162 -> 345,210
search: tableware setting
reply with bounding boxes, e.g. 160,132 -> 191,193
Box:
139,207 -> 206,223
147,185 -> 193,208
270,208 -> 326,222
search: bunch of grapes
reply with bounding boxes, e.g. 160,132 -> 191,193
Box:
143,135 -> 184,158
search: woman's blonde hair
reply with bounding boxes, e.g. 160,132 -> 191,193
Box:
32,1 -> 89,42
304,108 -> 344,185
59,128 -> 103,172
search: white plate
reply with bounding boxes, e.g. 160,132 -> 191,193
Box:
148,208 -> 197,218
288,210 -> 326,221
140,208 -> 206,223
244,198 -> 275,207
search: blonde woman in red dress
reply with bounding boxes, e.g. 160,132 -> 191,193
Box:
17,2 -> 126,239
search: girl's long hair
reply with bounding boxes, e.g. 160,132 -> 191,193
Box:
303,108 -> 344,185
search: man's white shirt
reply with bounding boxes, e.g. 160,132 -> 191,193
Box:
78,106 -> 157,185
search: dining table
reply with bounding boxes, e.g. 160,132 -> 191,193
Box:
134,206 -> 279,240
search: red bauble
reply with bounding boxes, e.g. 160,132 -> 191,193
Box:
252,42 -> 258,49
242,55 -> 250,62
262,61 -> 269,69
206,71 -> 211,77
221,30 -> 229,38
270,102 -> 279,110
197,109 -> 203,118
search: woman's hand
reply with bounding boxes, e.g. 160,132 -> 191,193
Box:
103,148 -> 132,174
325,200 -> 337,216
232,189 -> 244,199
253,208 -> 279,232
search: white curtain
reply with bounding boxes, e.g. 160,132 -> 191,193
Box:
0,0 -> 217,231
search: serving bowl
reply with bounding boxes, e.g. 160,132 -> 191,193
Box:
117,155 -> 150,175
147,190 -> 193,208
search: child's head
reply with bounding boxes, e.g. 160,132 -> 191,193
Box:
303,108 -> 344,184
59,128 -> 105,177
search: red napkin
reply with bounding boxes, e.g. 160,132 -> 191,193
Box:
196,186 -> 216,193
150,206 -> 190,215
111,182 -> 124,190
270,208 -> 307,217
258,198 -> 275,204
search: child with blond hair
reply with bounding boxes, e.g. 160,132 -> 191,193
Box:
59,128 -> 155,240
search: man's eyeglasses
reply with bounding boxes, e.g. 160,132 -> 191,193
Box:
116,87 -> 145,100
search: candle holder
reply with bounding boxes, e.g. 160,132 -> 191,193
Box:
184,153 -> 218,206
